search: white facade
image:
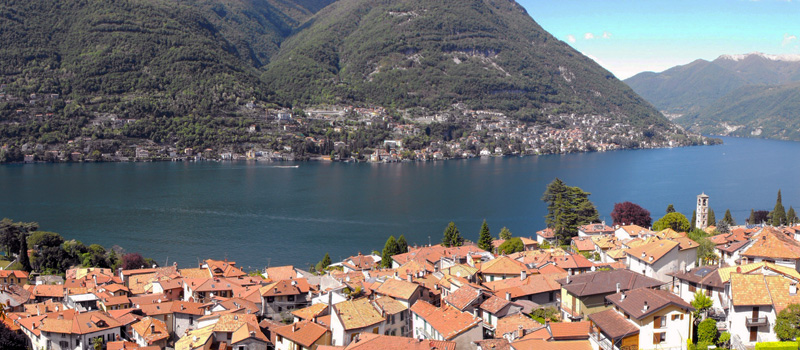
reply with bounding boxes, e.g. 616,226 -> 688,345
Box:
411,312 -> 483,350
728,305 -> 777,345
628,247 -> 696,284
329,307 -> 385,346
23,328 -> 120,350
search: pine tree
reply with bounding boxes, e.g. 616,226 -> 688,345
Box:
749,209 -> 755,225
690,210 -> 697,231
477,220 -> 494,252
772,189 -> 787,226
541,178 -> 598,243
788,207 -> 799,226
707,209 -> 716,228
723,209 -> 736,226
396,235 -> 408,253
18,233 -> 31,272
322,253 -> 331,268
666,204 -> 676,214
499,227 -> 512,240
381,236 -> 399,268
442,222 -> 463,247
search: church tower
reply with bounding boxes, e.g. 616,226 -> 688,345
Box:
696,193 -> 709,229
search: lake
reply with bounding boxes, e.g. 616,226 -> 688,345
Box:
1,136 -> 798,271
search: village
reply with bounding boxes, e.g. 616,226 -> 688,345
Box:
1,87 -> 698,164
1,194 -> 800,350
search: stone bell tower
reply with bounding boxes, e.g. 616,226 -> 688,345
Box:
696,192 -> 709,229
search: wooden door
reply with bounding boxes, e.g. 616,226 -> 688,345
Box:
750,327 -> 758,342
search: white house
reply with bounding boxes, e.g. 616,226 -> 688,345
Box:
625,239 -> 696,283
410,300 -> 483,350
17,310 -> 122,350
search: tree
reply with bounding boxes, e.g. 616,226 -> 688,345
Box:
772,189 -> 787,226
666,204 -> 676,214
122,253 -> 147,270
396,235 -> 408,254
321,253 -> 331,269
0,218 -> 38,257
497,237 -> 523,255
442,222 -> 464,247
691,291 -> 714,319
93,336 -> 104,350
775,303 -> 800,341
688,229 -> 717,265
690,210 -> 697,231
707,209 -> 716,228
27,231 -> 64,249
610,202 -> 652,227
499,227 -> 512,240
749,209 -> 755,225
716,220 -> 730,234
751,210 -> 770,225
652,212 -> 690,232
722,209 -> 736,226
541,178 -> 598,243
17,233 -> 31,272
0,323 -> 28,350
381,236 -> 399,268
477,220 -> 494,252
717,332 -> 731,348
697,318 -> 718,344
788,207 -> 799,226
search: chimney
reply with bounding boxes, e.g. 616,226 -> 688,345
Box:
505,292 -> 511,301
641,252 -> 646,258
642,301 -> 649,312
620,292 -> 626,301
520,270 -> 527,280
616,283 -> 620,294
151,324 -> 156,333
407,274 -> 412,283
292,323 -> 297,332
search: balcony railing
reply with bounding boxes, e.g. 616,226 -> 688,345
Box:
746,316 -> 768,327
589,332 -> 617,350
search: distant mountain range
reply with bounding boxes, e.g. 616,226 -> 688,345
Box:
625,52 -> 800,140
0,0 -> 698,154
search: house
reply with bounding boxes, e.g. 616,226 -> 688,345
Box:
338,253 -> 380,273
625,239 -> 697,283
443,285 -> 487,313
493,313 -> 541,341
716,241 -> 749,266
479,295 -> 522,332
131,317 -> 169,349
273,320 -> 331,350
373,278 -> 421,308
372,296 -> 410,337
342,333 -> 455,350
577,223 -> 614,237
17,310 -> 123,350
728,273 -> 800,345
203,259 -> 247,278
0,284 -> 31,312
556,269 -> 663,322
260,278 -> 312,320
614,225 -> 653,240
0,270 -> 29,285
479,256 -> 529,282
588,288 -> 694,350
740,226 -> 800,268
292,303 -> 329,323
535,228 -> 557,246
175,314 -> 268,350
330,298 -> 385,346
410,300 -> 483,349
482,273 -> 562,306
571,237 -> 596,254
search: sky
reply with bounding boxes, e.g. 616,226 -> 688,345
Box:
518,0 -> 800,79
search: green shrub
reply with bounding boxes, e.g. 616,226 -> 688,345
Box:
754,341 -> 798,350
697,318 -> 718,344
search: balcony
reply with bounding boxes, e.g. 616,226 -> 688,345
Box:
746,316 -> 768,327
589,332 -> 617,350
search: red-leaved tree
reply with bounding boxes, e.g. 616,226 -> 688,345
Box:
121,253 -> 147,270
611,202 -> 652,227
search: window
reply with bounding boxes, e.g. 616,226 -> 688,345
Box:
653,332 -> 666,344
59,341 -> 69,348
672,314 -> 680,321
654,316 -> 664,329
400,312 -> 404,321
549,292 -> 555,302
189,316 -> 194,324
689,283 -> 696,292
267,296 -> 275,303
288,295 -> 295,302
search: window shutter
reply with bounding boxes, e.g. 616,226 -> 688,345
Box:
653,333 -> 659,344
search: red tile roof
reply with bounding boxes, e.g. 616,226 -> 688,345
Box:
409,300 -> 481,340
273,320 -> 329,348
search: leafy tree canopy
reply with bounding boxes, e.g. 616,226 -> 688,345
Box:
775,303 -> 800,341
610,201 -> 652,227
541,178 -> 599,243
653,212 -> 690,232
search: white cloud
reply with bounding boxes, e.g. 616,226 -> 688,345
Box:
783,33 -> 798,46
602,31 -> 612,39
567,35 -> 576,43
584,32 -> 595,40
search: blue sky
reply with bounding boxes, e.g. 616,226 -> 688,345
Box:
518,0 -> 800,79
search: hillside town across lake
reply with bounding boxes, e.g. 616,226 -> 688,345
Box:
3,204 -> 800,350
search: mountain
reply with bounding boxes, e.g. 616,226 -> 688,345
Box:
1,0 -> 700,160
624,52 -> 800,140
264,0 -> 670,128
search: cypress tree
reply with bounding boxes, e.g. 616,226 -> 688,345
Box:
477,220 -> 494,252
690,210 -> 697,231
541,178 -> 598,243
723,209 -> 736,226
442,222 -> 464,247
772,189 -> 787,226
788,207 -> 798,226
322,253 -> 331,268
707,209 -> 716,228
499,227 -> 512,240
396,235 -> 408,254
381,236 -> 399,268
18,232 -> 31,272
749,209 -> 755,225
666,204 -> 676,214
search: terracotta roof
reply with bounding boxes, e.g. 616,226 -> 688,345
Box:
131,317 -> 169,344
409,300 -> 482,340
606,288 -> 694,319
333,298 -> 384,330
587,309 -> 639,339
31,284 -> 65,298
443,285 -> 482,310
668,265 -> 724,289
205,259 -> 247,278
511,339 -> 593,350
292,303 -> 329,321
343,333 -> 456,350
175,325 -> 215,350
548,321 -> 592,340
484,274 -> 562,299
742,227 -> 800,260
765,275 -> 800,313
536,228 -> 555,239
179,268 -> 212,279
263,265 -> 297,281
372,296 -> 408,315
729,273 -> 800,309
495,313 -> 541,338
557,269 -> 663,297
374,278 -> 419,300
0,270 -> 29,278
578,223 -> 614,235
716,240 -> 749,254
260,278 -> 311,297
392,245 -> 487,266
475,339 -> 511,350
571,237 -> 596,252
671,237 -> 699,250
617,225 -> 653,238
26,310 -> 123,335
342,254 -> 379,271
106,341 -> 139,350
591,236 -> 621,250
273,320 -> 329,348
624,239 -> 680,264
481,256 -> 528,276
480,295 -> 511,314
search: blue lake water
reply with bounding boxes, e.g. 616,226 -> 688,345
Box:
1,136 -> 799,271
